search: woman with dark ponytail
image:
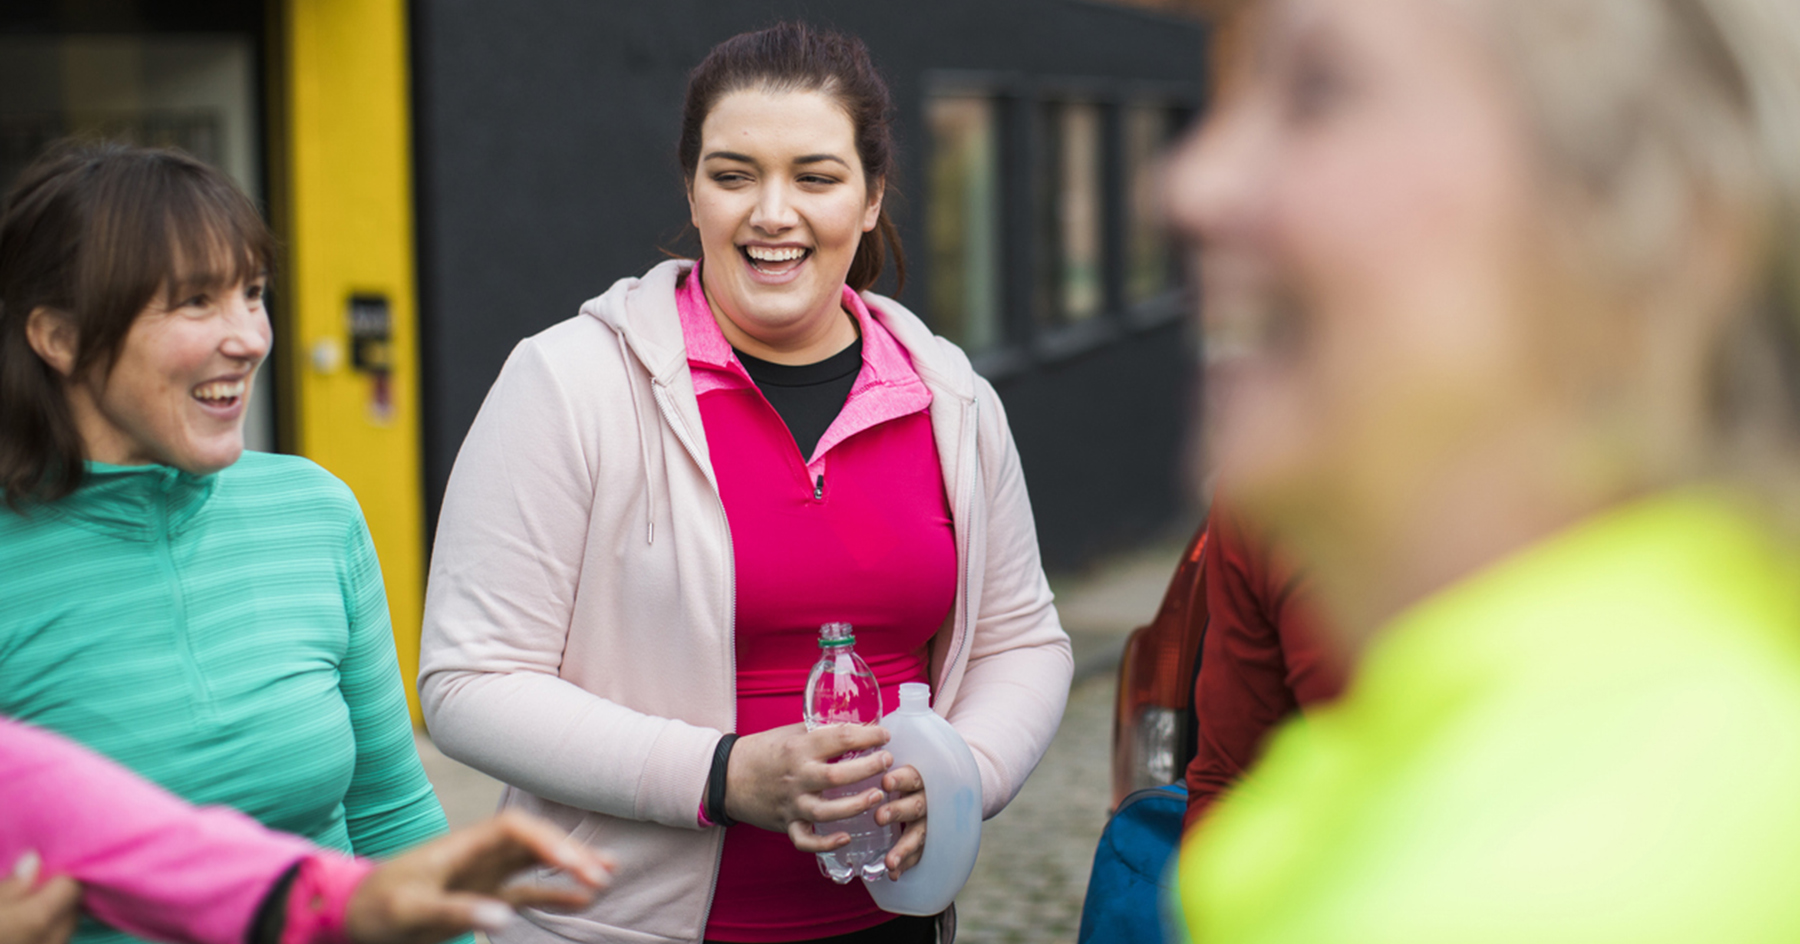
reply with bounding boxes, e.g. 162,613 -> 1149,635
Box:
419,21 -> 1071,944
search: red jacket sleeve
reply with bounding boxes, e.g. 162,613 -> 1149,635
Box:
1183,503 -> 1345,830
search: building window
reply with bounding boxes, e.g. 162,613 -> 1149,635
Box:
924,95 -> 1002,355
1036,101 -> 1105,327
1123,103 -> 1176,305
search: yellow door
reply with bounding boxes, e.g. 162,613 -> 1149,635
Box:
279,0 -> 426,723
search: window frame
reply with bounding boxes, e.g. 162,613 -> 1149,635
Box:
920,71 -> 1201,381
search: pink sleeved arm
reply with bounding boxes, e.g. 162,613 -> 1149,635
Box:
0,718 -> 321,944
279,854 -> 377,944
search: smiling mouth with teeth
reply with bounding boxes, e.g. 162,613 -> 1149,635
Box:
193,379 -> 247,406
741,245 -> 811,272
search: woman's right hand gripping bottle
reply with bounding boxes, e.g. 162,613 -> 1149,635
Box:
865,682 -> 983,916
803,622 -> 899,883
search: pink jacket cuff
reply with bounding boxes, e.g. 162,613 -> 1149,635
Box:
281,854 -> 377,944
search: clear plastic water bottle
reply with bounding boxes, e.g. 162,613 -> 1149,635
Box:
803,622 -> 899,883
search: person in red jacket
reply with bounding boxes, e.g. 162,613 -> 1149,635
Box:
1183,501 -> 1347,829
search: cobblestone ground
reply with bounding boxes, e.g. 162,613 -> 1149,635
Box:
953,672 -> 1114,944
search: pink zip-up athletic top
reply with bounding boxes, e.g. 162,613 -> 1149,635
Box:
0,718 -> 372,944
677,269 -> 957,941
419,258 -> 1074,943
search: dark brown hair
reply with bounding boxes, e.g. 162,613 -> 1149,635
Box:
678,21 -> 906,293
0,141 -> 275,507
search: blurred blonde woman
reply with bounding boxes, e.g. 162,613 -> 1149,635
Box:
1166,0 -> 1800,941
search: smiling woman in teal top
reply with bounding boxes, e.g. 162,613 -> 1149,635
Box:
0,143 -> 450,943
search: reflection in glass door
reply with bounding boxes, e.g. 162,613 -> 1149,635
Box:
925,95 -> 1002,355
1123,104 -> 1177,306
1034,100 -> 1105,328
1055,102 -> 1104,323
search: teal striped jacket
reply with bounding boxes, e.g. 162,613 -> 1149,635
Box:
0,453 -> 451,944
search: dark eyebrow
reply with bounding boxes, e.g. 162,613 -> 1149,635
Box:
701,150 -> 851,170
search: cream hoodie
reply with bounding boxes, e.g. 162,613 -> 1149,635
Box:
419,260 -> 1072,943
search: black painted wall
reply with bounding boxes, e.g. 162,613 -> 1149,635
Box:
412,0 -> 1205,571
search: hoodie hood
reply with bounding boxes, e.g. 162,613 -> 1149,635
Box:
581,258 -> 979,405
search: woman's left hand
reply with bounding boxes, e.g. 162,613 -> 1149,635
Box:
875,765 -> 927,878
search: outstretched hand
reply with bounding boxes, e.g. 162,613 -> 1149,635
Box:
724,722 -> 894,852
344,810 -> 615,944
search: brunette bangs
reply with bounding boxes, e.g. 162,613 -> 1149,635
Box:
0,141 -> 275,506
69,146 -> 276,376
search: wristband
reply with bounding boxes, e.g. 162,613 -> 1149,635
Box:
705,733 -> 740,828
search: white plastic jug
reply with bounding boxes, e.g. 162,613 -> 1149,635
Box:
865,682 -> 983,916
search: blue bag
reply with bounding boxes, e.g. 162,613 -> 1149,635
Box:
1077,782 -> 1188,944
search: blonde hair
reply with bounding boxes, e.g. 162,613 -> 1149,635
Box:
1469,0 -> 1800,487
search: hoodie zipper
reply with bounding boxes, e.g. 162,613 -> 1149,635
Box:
944,398 -> 979,690
611,279 -> 980,933
649,379 -> 737,933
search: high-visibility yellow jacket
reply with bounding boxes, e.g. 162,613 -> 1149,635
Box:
1177,490 -> 1800,944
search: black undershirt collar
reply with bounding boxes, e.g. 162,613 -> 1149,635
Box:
733,339 -> 863,462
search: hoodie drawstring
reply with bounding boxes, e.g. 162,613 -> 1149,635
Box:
614,326 -> 656,545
